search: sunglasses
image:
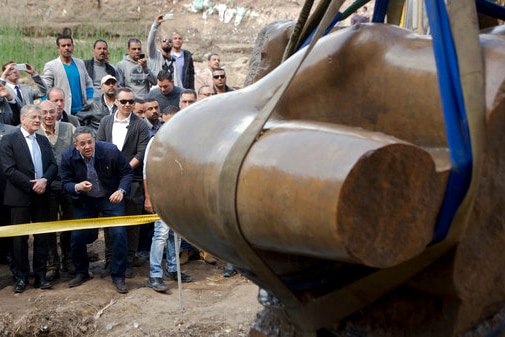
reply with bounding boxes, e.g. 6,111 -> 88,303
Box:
118,99 -> 135,105
162,38 -> 172,43
213,75 -> 225,79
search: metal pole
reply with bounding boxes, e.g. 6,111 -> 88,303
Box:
173,230 -> 184,310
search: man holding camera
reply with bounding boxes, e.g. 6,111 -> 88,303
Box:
116,38 -> 156,100
146,15 -> 182,88
1,61 -> 47,109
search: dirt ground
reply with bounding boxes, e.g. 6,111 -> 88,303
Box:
0,231 -> 262,337
0,1 -> 361,336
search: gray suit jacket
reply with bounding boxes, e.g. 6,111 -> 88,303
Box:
1,75 -> 47,106
42,57 -> 93,113
96,112 -> 150,179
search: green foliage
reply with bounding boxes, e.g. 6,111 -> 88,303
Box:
0,23 -> 139,74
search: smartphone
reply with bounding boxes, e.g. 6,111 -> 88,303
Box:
15,63 -> 26,71
139,53 -> 145,59
163,13 -> 174,20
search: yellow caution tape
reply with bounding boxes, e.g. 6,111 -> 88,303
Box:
0,214 -> 160,237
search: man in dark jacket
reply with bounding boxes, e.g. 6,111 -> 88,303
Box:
0,105 -> 58,293
171,31 -> 195,90
84,39 -> 117,99
97,87 -> 150,277
61,126 -> 133,294
77,75 -> 118,130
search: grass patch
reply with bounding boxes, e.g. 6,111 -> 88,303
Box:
0,21 -> 148,76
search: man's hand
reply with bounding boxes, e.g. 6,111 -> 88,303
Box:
25,64 -> 37,76
76,181 -> 93,192
109,190 -> 124,204
156,14 -> 164,24
30,178 -> 47,194
138,57 -> 147,69
144,196 -> 154,214
0,83 -> 13,100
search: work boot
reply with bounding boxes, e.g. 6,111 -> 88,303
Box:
146,277 -> 169,292
164,270 -> 192,283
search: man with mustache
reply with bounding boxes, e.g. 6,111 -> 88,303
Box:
84,40 -> 117,99
146,15 -> 182,88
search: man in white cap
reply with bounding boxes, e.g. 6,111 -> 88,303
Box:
77,74 -> 118,130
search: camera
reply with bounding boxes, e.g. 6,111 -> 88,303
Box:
139,54 -> 145,59
14,64 -> 26,71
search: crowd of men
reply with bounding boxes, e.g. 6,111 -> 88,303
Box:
0,14 -> 236,294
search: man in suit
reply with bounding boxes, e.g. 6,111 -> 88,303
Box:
42,34 -> 94,115
47,87 -> 80,128
97,87 -> 150,278
60,126 -> 133,293
1,61 -> 47,108
37,100 -> 76,280
0,105 -> 58,293
0,122 -> 17,267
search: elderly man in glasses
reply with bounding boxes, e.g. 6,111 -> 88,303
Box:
96,87 -> 151,279
146,15 -> 182,88
212,68 -> 234,94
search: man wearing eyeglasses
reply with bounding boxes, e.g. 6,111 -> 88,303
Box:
212,68 -> 234,94
97,87 -> 151,279
147,15 -> 183,88
61,126 -> 133,294
0,105 -> 58,293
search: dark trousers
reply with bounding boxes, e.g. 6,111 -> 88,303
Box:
105,180 -> 144,265
71,196 -> 127,280
0,204 -> 13,266
138,222 -> 154,253
47,186 -> 73,270
10,194 -> 50,282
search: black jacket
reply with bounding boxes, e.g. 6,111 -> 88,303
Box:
84,58 -> 117,83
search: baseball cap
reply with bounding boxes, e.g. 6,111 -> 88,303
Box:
101,75 -> 117,86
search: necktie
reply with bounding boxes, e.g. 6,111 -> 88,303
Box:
30,135 -> 43,179
85,157 -> 102,197
15,85 -> 23,102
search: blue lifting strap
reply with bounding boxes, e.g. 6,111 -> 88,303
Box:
423,0 -> 473,242
476,0 -> 505,21
371,0 -> 389,22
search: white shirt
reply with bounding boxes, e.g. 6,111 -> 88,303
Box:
112,112 -> 131,151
